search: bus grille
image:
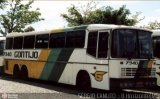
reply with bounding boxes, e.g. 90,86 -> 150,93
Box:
121,68 -> 156,77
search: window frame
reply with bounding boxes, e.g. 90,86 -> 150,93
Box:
5,37 -> 14,49
13,36 -> 23,49
152,36 -> 160,58
66,30 -> 86,48
111,29 -> 153,59
49,32 -> 66,48
87,30 -> 110,59
87,31 -> 98,58
35,34 -> 49,49
97,31 -> 109,59
23,35 -> 36,49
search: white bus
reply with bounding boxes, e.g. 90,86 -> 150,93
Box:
0,35 -> 6,75
152,29 -> 160,86
3,24 -> 156,90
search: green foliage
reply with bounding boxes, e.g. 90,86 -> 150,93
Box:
61,4 -> 83,26
24,26 -> 35,32
131,12 -> 144,25
145,20 -> 160,30
0,0 -> 6,9
61,2 -> 142,26
0,0 -> 44,35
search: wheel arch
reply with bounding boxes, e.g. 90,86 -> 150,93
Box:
76,70 -> 91,87
21,64 -> 28,79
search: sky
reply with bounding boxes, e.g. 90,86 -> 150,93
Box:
1,1 -> 160,31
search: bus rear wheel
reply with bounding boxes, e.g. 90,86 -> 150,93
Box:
76,71 -> 91,91
21,65 -> 28,80
13,64 -> 20,79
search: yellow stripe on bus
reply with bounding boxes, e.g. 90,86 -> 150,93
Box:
6,60 -> 46,79
38,49 -> 51,61
51,29 -> 63,33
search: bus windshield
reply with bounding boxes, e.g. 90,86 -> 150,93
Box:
111,29 -> 153,59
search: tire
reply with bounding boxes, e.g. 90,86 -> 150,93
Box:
76,71 -> 91,92
13,65 -> 20,79
21,66 -> 28,80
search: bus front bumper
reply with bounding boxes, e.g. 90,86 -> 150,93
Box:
110,78 -> 157,90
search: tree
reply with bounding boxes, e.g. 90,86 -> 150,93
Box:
61,2 -> 142,26
24,26 -> 35,32
0,0 -> 44,36
145,20 -> 160,30
131,12 -> 144,26
61,2 -> 98,26
0,0 -> 6,9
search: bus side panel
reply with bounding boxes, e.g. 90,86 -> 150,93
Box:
84,64 -> 109,90
58,63 -> 109,90
58,63 -> 82,85
86,54 -> 109,90
5,59 -> 45,79
58,49 -> 109,90
58,49 -> 86,85
5,60 -> 14,75
4,49 -> 51,78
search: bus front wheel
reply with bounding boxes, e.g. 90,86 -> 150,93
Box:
76,71 -> 91,91
21,65 -> 28,80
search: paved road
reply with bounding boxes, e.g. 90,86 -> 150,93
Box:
0,76 -> 159,99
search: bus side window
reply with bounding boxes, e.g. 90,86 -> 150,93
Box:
35,34 -> 49,48
49,32 -> 65,48
153,37 -> 160,58
0,41 -> 4,55
13,37 -> 23,49
23,35 -> 35,49
66,30 -> 85,48
6,38 -> 13,49
87,31 -> 98,57
98,32 -> 109,58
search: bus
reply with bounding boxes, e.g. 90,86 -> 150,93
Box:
152,29 -> 160,87
0,35 -> 5,75
3,24 -> 157,90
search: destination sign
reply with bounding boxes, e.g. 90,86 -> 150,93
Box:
3,50 -> 41,60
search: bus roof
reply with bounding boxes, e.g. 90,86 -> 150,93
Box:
152,29 -> 160,36
0,36 -> 6,41
86,24 -> 151,31
6,24 -> 151,37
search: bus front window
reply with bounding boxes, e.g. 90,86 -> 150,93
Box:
152,36 -> 160,58
111,29 -> 153,59
138,31 -> 153,59
111,29 -> 138,58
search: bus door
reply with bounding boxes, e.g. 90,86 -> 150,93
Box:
86,30 -> 110,90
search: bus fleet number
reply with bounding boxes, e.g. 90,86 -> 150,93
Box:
126,61 -> 139,65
